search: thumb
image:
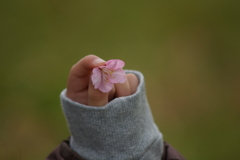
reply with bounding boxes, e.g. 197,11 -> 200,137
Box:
88,77 -> 108,107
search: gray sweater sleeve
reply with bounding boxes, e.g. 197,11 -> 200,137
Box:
60,70 -> 163,160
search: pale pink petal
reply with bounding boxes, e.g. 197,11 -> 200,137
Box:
98,81 -> 113,93
91,59 -> 126,93
106,60 -> 125,70
109,69 -> 126,83
91,68 -> 102,89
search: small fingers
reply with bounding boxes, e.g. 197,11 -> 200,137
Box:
88,78 -> 109,107
67,55 -> 105,93
70,55 -> 105,79
115,73 -> 139,98
66,55 -> 105,104
127,73 -> 139,94
115,78 -> 130,98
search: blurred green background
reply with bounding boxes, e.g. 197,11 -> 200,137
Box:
1,0 -> 240,159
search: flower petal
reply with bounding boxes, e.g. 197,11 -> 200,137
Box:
91,59 -> 126,93
98,81 -> 113,93
109,69 -> 126,83
91,68 -> 102,89
106,60 -> 125,70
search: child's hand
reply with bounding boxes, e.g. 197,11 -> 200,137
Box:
66,55 -> 139,107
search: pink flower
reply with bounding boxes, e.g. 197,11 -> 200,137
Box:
91,59 -> 126,93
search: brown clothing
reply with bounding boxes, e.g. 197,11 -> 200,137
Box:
46,139 -> 186,160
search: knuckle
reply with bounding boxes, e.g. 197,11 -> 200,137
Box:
70,64 -> 77,73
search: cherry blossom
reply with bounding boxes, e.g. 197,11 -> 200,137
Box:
91,59 -> 126,93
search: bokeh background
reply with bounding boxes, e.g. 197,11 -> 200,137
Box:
1,1 -> 240,159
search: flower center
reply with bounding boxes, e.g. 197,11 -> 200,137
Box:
100,67 -> 114,83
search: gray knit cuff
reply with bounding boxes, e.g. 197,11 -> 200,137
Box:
60,70 -> 163,160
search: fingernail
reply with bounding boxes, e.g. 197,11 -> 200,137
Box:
93,58 -> 105,66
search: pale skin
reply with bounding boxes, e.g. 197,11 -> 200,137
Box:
66,55 -> 139,107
